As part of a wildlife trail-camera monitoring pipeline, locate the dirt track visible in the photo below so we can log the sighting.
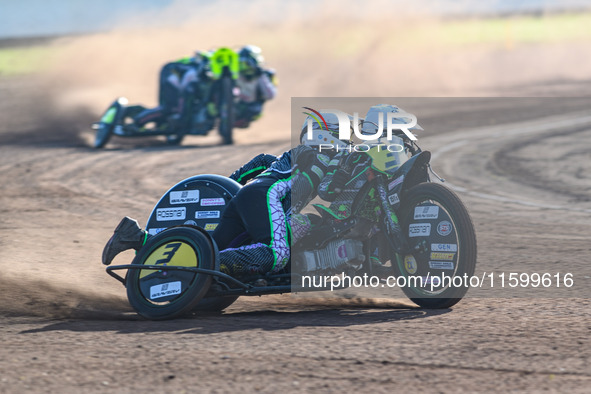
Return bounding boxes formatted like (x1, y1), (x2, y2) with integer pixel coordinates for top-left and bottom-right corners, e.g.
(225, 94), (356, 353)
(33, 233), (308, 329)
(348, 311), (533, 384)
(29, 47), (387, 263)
(2, 38), (591, 392)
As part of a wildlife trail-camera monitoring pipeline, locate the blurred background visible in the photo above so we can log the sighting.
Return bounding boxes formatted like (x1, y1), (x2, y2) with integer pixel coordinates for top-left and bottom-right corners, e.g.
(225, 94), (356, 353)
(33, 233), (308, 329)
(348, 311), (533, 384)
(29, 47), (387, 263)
(1, 0), (591, 143)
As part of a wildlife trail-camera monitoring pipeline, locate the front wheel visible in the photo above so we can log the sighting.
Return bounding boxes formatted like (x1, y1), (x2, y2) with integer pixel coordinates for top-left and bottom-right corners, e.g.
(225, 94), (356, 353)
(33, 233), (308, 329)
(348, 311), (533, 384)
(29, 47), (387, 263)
(125, 226), (215, 320)
(394, 182), (477, 308)
(218, 75), (235, 145)
(94, 122), (114, 148)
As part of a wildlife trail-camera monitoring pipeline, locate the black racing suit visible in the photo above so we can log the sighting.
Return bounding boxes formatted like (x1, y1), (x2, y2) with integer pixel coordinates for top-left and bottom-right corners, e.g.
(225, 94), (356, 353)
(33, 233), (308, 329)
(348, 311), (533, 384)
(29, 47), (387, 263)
(134, 57), (202, 127)
(317, 151), (373, 219)
(212, 145), (331, 278)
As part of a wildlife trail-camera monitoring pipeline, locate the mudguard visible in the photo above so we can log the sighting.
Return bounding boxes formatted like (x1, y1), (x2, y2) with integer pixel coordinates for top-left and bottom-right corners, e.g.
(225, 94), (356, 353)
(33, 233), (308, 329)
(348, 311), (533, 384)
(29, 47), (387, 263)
(145, 174), (242, 236)
(101, 97), (127, 126)
(385, 151), (431, 210)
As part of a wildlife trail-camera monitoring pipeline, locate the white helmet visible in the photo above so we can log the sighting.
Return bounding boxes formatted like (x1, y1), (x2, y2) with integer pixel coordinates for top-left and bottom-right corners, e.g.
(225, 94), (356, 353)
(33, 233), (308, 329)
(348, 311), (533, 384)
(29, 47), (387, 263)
(361, 104), (423, 141)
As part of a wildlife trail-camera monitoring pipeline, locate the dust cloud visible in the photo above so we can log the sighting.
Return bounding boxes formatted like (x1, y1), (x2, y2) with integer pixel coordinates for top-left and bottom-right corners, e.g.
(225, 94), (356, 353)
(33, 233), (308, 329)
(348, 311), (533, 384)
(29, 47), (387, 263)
(33, 0), (591, 143)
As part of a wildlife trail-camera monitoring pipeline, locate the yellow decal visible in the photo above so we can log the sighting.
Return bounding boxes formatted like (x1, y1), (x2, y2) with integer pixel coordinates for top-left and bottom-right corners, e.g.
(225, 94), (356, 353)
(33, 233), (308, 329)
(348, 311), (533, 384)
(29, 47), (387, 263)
(140, 241), (198, 278)
(430, 252), (455, 261)
(204, 223), (218, 231)
(404, 255), (417, 274)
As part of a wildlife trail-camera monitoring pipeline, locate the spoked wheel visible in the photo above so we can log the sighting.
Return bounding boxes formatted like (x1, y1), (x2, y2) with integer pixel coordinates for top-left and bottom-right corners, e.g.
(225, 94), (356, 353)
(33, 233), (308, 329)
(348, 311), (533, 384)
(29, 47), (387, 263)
(126, 226), (215, 320)
(395, 182), (477, 308)
(218, 75), (235, 145)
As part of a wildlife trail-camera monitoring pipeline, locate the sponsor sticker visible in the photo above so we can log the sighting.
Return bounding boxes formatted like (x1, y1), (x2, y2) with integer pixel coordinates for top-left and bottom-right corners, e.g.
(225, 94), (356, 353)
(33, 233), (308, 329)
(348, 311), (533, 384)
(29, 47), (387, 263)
(388, 175), (404, 191)
(388, 193), (400, 205)
(196, 210), (221, 219)
(414, 205), (439, 220)
(430, 252), (455, 261)
(148, 227), (167, 236)
(170, 190), (199, 205)
(204, 223), (219, 231)
(156, 207), (186, 221)
(409, 223), (431, 237)
(437, 220), (453, 236)
(404, 255), (417, 274)
(419, 276), (439, 286)
(200, 198), (225, 207)
(336, 241), (349, 259)
(150, 281), (182, 300)
(431, 243), (458, 252)
(429, 261), (455, 270)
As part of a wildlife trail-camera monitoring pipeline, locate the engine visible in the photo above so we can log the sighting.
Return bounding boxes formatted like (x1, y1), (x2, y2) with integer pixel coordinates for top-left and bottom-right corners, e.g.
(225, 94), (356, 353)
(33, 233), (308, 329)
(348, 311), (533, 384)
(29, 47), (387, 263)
(294, 238), (365, 274)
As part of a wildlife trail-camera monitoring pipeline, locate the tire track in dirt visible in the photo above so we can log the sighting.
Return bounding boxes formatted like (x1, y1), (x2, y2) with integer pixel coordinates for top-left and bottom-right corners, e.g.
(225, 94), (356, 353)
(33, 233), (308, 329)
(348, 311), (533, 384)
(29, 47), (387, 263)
(1, 86), (591, 392)
(429, 110), (591, 213)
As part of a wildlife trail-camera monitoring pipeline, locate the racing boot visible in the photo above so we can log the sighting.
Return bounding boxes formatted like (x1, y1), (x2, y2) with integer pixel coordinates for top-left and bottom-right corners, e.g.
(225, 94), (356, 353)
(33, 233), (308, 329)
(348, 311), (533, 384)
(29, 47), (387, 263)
(102, 217), (147, 265)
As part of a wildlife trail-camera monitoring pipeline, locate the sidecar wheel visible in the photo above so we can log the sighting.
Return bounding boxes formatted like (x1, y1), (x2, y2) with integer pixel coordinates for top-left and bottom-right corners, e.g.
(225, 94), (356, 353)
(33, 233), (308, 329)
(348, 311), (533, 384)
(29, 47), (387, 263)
(126, 226), (215, 320)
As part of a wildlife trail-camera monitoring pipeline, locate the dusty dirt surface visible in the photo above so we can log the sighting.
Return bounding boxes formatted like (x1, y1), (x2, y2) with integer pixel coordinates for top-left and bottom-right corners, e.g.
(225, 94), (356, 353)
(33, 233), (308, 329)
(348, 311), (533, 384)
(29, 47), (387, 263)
(2, 36), (591, 392)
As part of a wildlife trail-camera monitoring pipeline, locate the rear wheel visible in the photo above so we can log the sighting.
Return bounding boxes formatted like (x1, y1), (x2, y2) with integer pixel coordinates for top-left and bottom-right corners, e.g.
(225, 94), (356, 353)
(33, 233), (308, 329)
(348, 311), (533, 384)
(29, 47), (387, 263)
(394, 182), (477, 308)
(218, 75), (234, 145)
(126, 226), (215, 320)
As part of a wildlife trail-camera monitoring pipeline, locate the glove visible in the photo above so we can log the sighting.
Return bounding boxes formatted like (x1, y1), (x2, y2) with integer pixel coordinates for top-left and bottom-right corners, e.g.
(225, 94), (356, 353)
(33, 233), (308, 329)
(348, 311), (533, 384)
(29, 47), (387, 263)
(328, 169), (351, 193)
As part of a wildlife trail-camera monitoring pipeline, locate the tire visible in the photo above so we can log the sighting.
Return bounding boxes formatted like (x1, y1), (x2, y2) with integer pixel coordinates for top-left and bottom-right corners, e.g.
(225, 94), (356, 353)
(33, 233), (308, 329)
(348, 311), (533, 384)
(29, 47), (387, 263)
(218, 75), (234, 145)
(192, 295), (239, 312)
(394, 182), (477, 308)
(166, 134), (184, 145)
(125, 226), (215, 320)
(94, 122), (114, 148)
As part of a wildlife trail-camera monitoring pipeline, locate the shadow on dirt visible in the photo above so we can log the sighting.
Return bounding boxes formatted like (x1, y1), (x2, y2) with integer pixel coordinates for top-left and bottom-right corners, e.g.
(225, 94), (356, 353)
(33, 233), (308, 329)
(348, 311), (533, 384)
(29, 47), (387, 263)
(3, 273), (452, 333)
(19, 303), (450, 335)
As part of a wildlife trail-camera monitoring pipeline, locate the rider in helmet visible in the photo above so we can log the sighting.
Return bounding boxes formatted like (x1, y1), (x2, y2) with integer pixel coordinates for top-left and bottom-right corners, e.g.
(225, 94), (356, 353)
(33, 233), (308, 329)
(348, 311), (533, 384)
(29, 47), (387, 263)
(233, 45), (277, 128)
(132, 46), (276, 131)
(209, 115), (337, 278)
(314, 105), (412, 256)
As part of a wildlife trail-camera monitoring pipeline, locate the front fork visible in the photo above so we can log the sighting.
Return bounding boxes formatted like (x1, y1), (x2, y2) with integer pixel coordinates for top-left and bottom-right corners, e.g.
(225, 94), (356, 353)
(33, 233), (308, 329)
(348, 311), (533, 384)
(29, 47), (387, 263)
(376, 180), (408, 254)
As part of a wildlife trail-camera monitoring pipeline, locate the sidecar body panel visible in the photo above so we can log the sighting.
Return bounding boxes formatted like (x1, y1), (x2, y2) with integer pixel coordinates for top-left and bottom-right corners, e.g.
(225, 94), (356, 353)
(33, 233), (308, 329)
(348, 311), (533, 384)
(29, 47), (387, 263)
(145, 174), (242, 237)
